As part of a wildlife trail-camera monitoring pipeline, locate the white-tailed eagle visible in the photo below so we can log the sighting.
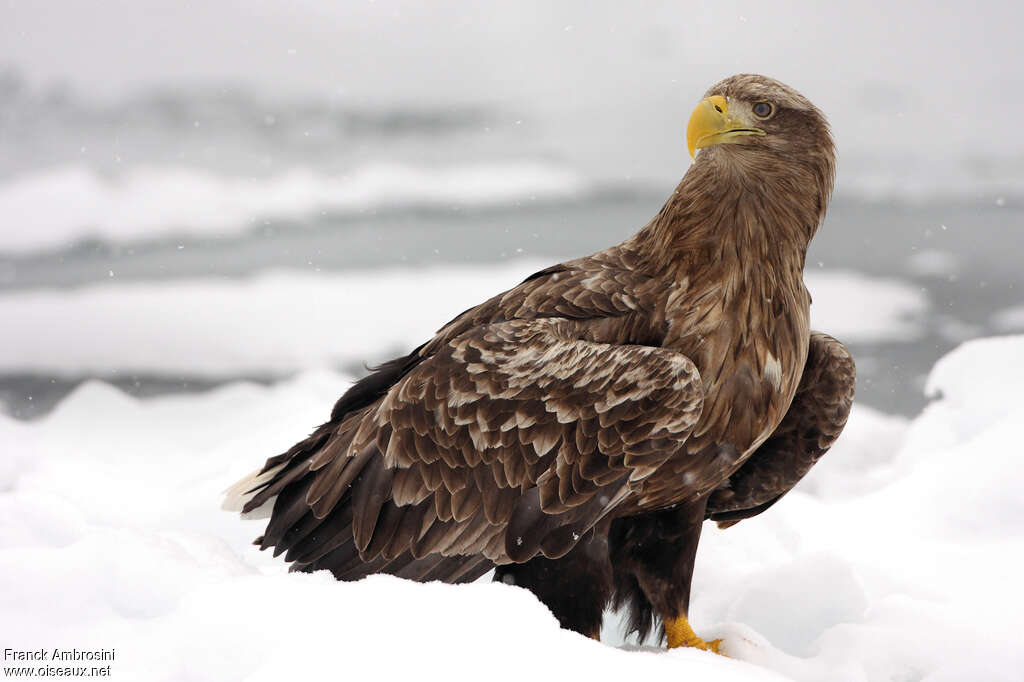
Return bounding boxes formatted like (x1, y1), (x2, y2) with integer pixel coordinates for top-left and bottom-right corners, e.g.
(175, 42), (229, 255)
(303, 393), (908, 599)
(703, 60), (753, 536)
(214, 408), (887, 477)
(225, 74), (854, 652)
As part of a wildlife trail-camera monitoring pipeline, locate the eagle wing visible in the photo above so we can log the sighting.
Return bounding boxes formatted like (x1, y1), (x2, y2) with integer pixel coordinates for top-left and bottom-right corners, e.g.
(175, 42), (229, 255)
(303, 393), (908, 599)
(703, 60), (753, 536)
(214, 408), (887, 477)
(234, 261), (705, 579)
(706, 331), (855, 525)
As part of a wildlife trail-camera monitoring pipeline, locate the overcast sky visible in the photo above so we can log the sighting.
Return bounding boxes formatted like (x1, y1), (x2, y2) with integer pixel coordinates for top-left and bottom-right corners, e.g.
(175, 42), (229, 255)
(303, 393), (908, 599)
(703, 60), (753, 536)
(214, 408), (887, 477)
(2, 1), (1022, 169)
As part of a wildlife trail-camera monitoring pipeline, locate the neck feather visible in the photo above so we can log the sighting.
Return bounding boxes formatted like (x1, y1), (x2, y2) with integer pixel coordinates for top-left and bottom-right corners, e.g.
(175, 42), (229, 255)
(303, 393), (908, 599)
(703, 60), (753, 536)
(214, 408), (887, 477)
(635, 150), (832, 276)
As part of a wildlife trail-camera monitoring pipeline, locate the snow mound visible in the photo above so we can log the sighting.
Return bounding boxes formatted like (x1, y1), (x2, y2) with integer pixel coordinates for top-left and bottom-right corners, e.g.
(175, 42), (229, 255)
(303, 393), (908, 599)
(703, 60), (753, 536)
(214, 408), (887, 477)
(3, 338), (1022, 681)
(0, 162), (587, 254)
(797, 404), (909, 498)
(0, 263), (927, 376)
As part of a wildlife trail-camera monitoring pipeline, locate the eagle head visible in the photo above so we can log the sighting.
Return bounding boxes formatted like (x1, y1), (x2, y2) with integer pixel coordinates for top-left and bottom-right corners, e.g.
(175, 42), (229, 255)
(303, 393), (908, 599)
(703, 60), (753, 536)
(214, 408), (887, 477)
(686, 73), (836, 225)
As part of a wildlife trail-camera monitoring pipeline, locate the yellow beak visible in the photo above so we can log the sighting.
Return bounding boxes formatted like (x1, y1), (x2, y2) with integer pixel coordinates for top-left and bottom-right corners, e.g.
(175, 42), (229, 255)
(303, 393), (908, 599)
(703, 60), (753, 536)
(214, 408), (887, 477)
(686, 95), (766, 159)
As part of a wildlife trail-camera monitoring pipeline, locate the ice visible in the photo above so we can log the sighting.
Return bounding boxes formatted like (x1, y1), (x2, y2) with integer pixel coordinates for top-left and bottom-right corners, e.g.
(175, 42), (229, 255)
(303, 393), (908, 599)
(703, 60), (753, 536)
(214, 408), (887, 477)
(0, 163), (587, 254)
(3, 336), (1024, 680)
(833, 157), (1024, 205)
(0, 263), (927, 376)
(991, 305), (1024, 333)
(905, 249), (959, 277)
(804, 269), (927, 342)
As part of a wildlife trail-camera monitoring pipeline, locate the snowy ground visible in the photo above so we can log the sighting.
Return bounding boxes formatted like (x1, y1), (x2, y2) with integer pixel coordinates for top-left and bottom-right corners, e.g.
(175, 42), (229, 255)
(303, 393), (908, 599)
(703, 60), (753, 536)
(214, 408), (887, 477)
(0, 260), (927, 376)
(2, 333), (1022, 681)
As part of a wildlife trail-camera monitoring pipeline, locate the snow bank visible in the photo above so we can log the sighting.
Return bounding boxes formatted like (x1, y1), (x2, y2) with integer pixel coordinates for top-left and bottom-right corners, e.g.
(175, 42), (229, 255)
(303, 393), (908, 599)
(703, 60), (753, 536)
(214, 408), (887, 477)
(0, 163), (587, 254)
(0, 263), (927, 376)
(0, 372), (783, 682)
(3, 336), (1023, 680)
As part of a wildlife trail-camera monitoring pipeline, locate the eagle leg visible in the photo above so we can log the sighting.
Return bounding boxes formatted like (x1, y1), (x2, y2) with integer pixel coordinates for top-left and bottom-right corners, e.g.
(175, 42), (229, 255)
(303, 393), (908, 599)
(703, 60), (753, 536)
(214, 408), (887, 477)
(610, 496), (724, 652)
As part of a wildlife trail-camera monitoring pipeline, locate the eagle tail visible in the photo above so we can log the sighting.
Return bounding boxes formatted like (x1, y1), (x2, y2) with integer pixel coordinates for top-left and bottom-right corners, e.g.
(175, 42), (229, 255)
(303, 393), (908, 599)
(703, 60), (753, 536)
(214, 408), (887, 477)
(221, 345), (425, 520)
(220, 463), (286, 518)
(221, 345), (495, 583)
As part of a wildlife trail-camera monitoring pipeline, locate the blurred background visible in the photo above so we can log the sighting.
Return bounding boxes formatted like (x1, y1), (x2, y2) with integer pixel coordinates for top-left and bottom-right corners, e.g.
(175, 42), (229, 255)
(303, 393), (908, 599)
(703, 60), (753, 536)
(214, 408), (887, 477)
(1, 0), (1022, 420)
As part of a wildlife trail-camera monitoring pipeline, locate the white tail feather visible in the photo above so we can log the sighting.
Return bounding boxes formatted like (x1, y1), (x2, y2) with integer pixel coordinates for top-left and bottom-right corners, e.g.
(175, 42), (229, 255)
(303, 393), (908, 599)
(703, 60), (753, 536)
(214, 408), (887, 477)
(221, 463), (286, 517)
(240, 497), (276, 520)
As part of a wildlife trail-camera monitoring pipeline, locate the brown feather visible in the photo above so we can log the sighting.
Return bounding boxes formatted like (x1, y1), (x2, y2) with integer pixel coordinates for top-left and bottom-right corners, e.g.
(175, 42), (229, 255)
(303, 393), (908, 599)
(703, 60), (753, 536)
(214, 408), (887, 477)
(362, 501), (407, 559)
(351, 455), (392, 553)
(383, 501), (431, 560)
(308, 443), (374, 517)
(286, 504), (354, 564)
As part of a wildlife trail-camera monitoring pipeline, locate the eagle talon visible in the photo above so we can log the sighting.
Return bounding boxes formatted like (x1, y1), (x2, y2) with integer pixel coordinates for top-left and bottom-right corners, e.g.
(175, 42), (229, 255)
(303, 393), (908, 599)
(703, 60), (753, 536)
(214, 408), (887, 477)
(684, 635), (725, 656)
(704, 638), (724, 655)
(664, 616), (727, 656)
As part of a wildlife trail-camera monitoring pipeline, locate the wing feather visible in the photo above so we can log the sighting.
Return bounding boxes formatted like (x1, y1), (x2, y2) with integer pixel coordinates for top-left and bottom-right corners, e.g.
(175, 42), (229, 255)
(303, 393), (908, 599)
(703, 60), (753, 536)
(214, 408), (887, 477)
(333, 317), (704, 563)
(231, 258), (704, 577)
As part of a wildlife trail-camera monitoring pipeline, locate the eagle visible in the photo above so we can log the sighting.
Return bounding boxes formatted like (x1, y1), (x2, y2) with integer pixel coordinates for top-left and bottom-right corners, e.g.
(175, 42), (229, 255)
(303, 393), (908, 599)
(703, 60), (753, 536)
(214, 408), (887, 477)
(224, 74), (854, 652)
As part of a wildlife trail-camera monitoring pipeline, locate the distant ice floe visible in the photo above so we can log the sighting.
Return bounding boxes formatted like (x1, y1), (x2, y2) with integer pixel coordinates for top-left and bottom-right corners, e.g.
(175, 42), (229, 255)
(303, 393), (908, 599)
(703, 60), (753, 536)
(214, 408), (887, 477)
(835, 155), (1024, 205)
(0, 262), (927, 376)
(991, 305), (1024, 333)
(806, 270), (928, 343)
(0, 162), (588, 254)
(905, 249), (960, 278)
(2, 336), (1024, 680)
(3, 154), (1021, 257)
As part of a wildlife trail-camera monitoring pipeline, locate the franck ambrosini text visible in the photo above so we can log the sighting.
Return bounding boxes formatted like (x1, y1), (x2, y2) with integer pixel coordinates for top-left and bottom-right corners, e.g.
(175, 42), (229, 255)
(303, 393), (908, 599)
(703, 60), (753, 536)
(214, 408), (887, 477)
(4, 648), (115, 677)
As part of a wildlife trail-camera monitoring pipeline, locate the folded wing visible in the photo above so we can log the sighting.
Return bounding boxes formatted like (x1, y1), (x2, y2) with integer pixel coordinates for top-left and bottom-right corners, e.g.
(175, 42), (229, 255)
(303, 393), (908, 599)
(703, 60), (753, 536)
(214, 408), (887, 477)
(707, 331), (855, 526)
(238, 317), (705, 580)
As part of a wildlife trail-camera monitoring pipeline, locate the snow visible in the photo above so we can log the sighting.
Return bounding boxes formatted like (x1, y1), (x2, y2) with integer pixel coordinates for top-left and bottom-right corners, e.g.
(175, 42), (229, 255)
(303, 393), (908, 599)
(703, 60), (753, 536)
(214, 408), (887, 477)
(3, 335), (1023, 680)
(0, 163), (587, 254)
(796, 405), (909, 499)
(0, 262), (927, 376)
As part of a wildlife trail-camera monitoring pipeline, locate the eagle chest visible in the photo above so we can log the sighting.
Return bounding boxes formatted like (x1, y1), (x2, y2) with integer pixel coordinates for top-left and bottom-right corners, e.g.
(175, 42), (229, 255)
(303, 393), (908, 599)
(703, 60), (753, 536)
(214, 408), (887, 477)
(664, 277), (810, 463)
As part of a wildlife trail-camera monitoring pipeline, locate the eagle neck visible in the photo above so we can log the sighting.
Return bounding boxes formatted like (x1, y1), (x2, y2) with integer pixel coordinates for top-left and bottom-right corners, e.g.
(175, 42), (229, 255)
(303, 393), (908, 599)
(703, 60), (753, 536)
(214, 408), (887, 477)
(637, 153), (827, 280)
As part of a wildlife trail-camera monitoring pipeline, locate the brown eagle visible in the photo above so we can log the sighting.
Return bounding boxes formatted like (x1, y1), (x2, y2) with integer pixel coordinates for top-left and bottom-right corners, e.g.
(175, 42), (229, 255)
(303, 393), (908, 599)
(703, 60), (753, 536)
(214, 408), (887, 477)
(224, 74), (854, 652)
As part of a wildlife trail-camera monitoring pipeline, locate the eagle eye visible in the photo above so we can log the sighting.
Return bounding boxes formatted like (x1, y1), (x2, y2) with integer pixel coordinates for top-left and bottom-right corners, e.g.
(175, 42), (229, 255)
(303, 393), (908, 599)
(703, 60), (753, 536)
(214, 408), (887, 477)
(752, 101), (774, 119)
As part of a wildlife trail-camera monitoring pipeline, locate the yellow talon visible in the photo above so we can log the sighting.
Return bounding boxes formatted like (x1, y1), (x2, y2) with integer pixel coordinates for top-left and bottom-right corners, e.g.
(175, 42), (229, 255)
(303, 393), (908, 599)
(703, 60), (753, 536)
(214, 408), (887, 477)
(664, 615), (725, 655)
